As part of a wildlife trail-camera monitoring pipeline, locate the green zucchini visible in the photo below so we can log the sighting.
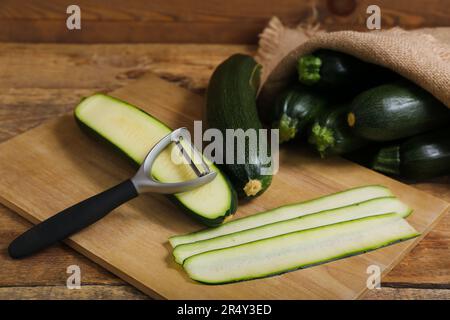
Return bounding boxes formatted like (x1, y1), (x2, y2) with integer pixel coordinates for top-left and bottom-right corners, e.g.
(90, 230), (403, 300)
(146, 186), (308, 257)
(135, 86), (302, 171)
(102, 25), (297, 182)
(308, 103), (368, 157)
(74, 94), (237, 226)
(173, 197), (411, 264)
(371, 146), (401, 176)
(347, 82), (450, 141)
(206, 54), (272, 198)
(269, 85), (329, 143)
(183, 213), (419, 284)
(297, 49), (395, 94)
(372, 128), (450, 180)
(169, 185), (393, 247)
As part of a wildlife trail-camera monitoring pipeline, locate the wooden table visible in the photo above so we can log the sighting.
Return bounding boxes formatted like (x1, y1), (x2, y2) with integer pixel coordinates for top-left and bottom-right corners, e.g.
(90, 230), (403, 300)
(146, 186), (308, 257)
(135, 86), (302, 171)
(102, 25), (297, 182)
(0, 43), (448, 300)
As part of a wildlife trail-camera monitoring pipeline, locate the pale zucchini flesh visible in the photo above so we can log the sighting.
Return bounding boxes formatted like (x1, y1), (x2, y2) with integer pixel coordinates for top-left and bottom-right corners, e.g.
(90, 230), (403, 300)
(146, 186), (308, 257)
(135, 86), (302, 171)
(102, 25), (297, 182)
(74, 94), (236, 224)
(169, 185), (393, 247)
(173, 197), (411, 264)
(183, 214), (419, 284)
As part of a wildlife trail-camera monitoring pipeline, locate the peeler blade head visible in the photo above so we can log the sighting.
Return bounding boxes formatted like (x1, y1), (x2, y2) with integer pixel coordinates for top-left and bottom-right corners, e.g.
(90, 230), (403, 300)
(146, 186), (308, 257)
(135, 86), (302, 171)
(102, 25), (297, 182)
(131, 128), (217, 194)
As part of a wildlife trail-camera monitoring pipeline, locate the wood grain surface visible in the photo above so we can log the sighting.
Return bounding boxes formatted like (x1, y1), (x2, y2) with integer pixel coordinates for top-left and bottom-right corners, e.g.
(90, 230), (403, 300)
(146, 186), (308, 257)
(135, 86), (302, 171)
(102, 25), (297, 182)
(0, 71), (448, 299)
(0, 0), (449, 43)
(0, 43), (448, 299)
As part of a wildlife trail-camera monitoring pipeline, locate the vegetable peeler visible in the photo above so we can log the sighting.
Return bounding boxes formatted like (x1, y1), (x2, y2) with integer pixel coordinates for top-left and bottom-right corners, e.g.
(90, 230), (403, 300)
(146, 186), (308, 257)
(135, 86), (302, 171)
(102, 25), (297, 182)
(8, 127), (216, 259)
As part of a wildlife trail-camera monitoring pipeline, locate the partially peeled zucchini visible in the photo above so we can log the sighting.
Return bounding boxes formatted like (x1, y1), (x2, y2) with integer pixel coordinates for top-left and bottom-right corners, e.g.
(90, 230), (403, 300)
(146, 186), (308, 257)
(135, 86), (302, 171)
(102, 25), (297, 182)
(74, 94), (237, 226)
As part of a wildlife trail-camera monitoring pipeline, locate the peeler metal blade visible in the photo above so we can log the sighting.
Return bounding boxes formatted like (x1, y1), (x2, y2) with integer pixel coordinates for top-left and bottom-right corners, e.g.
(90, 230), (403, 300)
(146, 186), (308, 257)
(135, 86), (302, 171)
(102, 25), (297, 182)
(131, 127), (216, 194)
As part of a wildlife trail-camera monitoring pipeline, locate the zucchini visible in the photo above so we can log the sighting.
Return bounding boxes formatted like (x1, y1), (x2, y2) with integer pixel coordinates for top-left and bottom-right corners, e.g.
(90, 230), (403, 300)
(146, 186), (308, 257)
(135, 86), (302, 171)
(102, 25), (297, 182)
(206, 54), (272, 198)
(297, 49), (395, 94)
(169, 185), (393, 247)
(347, 82), (450, 141)
(173, 197), (411, 264)
(74, 94), (237, 226)
(183, 213), (419, 284)
(269, 85), (329, 143)
(372, 128), (450, 180)
(371, 146), (401, 176)
(309, 103), (368, 157)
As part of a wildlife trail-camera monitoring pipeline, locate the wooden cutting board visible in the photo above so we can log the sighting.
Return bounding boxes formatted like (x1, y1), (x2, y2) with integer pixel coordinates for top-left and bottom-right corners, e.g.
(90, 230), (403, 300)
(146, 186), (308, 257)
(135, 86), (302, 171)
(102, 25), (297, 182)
(0, 73), (448, 299)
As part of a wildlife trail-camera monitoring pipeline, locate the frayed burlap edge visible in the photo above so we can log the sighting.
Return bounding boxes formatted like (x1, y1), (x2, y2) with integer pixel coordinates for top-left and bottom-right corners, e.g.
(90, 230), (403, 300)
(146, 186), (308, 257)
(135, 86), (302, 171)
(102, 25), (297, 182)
(256, 17), (450, 108)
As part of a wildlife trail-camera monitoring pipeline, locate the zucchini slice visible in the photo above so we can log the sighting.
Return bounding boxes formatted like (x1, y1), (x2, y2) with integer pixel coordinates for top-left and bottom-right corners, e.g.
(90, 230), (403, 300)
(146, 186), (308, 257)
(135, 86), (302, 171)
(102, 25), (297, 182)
(74, 94), (237, 226)
(183, 213), (419, 284)
(169, 185), (393, 247)
(173, 197), (411, 264)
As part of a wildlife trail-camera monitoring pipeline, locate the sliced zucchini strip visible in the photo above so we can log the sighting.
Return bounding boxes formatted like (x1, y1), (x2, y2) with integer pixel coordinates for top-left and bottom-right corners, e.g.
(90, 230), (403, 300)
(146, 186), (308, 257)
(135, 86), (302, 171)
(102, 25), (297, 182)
(173, 197), (411, 264)
(169, 185), (392, 247)
(183, 214), (419, 284)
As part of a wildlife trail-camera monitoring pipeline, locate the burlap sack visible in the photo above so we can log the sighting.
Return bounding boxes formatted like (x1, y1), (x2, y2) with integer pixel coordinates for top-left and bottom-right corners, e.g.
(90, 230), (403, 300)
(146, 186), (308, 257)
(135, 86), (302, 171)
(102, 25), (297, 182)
(256, 17), (450, 109)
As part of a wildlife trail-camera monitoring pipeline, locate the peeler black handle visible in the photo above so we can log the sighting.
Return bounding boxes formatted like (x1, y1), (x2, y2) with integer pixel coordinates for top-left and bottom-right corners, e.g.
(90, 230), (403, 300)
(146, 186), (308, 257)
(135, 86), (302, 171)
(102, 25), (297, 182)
(8, 179), (138, 259)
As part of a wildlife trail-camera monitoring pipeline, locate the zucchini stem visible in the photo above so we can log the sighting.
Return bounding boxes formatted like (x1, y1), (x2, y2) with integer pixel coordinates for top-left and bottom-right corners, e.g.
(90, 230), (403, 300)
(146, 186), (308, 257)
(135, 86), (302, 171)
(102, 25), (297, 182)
(297, 54), (322, 85)
(309, 123), (335, 158)
(372, 146), (401, 176)
(274, 114), (298, 143)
